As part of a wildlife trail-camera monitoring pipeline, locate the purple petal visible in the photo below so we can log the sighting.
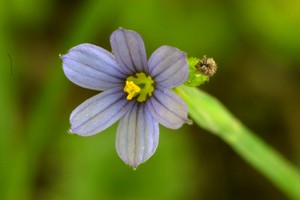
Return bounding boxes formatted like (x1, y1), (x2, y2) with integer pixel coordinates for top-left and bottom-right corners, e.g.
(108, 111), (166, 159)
(148, 46), (189, 88)
(70, 87), (134, 136)
(147, 86), (192, 129)
(110, 28), (149, 74)
(61, 43), (126, 91)
(116, 103), (159, 169)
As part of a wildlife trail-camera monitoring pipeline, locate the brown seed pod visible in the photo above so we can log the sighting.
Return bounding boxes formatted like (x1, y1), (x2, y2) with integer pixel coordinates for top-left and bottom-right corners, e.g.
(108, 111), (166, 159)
(196, 55), (217, 77)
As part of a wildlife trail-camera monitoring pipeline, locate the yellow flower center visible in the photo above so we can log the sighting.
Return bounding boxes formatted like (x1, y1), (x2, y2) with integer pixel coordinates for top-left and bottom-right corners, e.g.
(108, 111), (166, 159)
(123, 72), (155, 102)
(124, 81), (141, 100)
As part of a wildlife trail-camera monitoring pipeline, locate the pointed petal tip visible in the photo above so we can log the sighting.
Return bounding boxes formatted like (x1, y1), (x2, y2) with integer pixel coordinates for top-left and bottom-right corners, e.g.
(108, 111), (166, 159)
(125, 160), (141, 170)
(60, 54), (66, 60)
(68, 124), (102, 137)
(67, 128), (77, 135)
(67, 127), (96, 137)
(67, 129), (96, 137)
(131, 164), (138, 170)
(67, 127), (83, 136)
(186, 118), (193, 125)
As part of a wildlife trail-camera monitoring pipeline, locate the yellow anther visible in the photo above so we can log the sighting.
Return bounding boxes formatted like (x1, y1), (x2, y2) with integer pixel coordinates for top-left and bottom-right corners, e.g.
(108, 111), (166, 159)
(124, 81), (141, 100)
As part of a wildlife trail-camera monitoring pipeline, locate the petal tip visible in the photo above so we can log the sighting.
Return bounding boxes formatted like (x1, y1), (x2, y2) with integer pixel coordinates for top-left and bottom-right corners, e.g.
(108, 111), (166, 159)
(125, 159), (142, 170)
(60, 54), (67, 60)
(131, 163), (139, 170)
(186, 118), (193, 125)
(67, 128), (75, 134)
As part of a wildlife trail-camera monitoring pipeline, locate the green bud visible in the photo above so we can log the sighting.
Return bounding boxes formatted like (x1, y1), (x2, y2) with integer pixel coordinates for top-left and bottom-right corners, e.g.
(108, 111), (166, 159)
(184, 57), (209, 87)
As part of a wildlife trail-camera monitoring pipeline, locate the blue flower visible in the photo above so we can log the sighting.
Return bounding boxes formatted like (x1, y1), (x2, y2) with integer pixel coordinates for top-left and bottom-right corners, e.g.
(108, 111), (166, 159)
(61, 28), (191, 168)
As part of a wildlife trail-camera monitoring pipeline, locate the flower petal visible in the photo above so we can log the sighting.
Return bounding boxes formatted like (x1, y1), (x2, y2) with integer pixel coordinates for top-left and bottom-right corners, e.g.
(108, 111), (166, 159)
(116, 103), (159, 169)
(147, 86), (192, 129)
(110, 28), (149, 74)
(61, 43), (126, 91)
(148, 46), (189, 88)
(70, 87), (134, 136)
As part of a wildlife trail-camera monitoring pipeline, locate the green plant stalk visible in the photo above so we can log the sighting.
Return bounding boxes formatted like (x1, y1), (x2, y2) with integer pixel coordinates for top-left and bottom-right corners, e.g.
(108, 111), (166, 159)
(176, 85), (300, 200)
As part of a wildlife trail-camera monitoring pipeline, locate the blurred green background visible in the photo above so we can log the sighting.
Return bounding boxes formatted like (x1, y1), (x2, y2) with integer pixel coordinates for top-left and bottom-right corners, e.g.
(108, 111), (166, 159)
(1, 0), (300, 199)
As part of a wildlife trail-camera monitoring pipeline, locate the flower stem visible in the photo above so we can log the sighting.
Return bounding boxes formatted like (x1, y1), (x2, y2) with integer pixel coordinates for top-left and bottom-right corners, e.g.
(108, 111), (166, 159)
(176, 85), (300, 200)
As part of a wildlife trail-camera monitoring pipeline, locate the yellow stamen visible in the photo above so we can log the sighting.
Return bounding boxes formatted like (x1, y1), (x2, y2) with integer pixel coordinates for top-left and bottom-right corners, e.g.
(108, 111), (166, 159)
(124, 81), (141, 100)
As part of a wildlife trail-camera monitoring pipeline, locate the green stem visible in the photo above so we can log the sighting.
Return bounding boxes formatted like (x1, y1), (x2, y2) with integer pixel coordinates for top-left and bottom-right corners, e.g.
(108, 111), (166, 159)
(176, 85), (300, 200)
